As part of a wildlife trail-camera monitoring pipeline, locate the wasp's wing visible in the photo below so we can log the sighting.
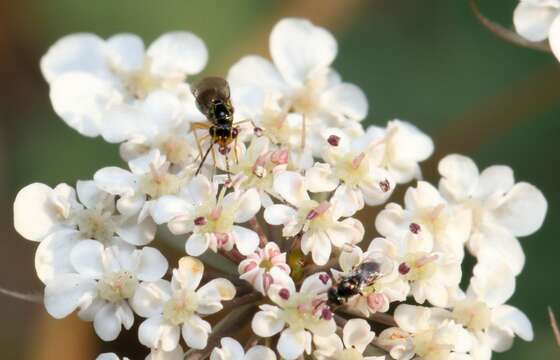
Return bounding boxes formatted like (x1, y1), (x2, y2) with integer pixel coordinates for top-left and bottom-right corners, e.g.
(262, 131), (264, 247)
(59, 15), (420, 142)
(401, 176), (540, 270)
(191, 77), (231, 116)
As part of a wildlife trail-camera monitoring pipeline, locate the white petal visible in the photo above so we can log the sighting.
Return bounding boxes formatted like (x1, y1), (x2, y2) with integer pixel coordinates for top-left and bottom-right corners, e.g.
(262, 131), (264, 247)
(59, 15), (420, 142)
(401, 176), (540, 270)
(404, 181), (444, 211)
(231, 226), (259, 255)
(277, 329), (309, 360)
(338, 246), (362, 273)
(94, 303), (125, 341)
(473, 165), (514, 199)
(49, 73), (121, 137)
(14, 183), (61, 241)
(393, 304), (431, 333)
(549, 15), (560, 61)
(35, 229), (80, 284)
(309, 232), (332, 266)
(182, 316), (211, 349)
(270, 18), (337, 86)
(117, 217), (157, 246)
(117, 194), (145, 217)
(130, 280), (171, 318)
(493, 182), (547, 236)
(438, 154), (479, 202)
(342, 318), (375, 353)
(227, 55), (287, 93)
(245, 345), (277, 360)
(139, 315), (180, 352)
(174, 256), (204, 291)
(94, 167), (137, 196)
(305, 163), (339, 193)
(273, 171), (310, 207)
(197, 278), (235, 304)
(320, 82), (368, 121)
(514, 2), (559, 42)
(185, 233), (210, 257)
(210, 337), (245, 360)
(44, 273), (97, 318)
(492, 305), (533, 341)
(70, 240), (105, 278)
(475, 225), (525, 276)
(233, 189), (261, 223)
(263, 204), (296, 225)
(470, 259), (515, 307)
(147, 32), (208, 76)
(40, 33), (107, 83)
(136, 247), (168, 281)
(300, 272), (331, 296)
(106, 33), (145, 72)
(151, 195), (192, 224)
(252, 308), (285, 337)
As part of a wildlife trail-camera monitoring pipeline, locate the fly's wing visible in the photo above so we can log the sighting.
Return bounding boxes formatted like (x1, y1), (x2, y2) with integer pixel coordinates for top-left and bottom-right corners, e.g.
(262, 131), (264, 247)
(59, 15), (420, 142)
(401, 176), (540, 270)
(191, 77), (231, 116)
(354, 261), (382, 284)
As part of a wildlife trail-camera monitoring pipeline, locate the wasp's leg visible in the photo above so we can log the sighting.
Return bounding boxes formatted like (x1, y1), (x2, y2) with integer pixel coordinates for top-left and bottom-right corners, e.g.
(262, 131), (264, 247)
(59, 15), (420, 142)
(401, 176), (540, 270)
(211, 145), (217, 178)
(196, 143), (214, 175)
(233, 131), (240, 164)
(191, 122), (211, 160)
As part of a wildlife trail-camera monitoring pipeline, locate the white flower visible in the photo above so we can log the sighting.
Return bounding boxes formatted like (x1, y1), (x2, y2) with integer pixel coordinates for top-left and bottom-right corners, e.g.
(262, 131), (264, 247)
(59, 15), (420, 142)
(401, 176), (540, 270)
(152, 175), (261, 256)
(332, 246), (408, 316)
(305, 127), (396, 216)
(210, 337), (277, 360)
(132, 257), (235, 351)
(378, 304), (473, 360)
(44, 240), (168, 341)
(228, 18), (368, 155)
(450, 258), (533, 360)
(514, 0), (560, 60)
(264, 171), (364, 265)
(15, 181), (157, 283)
(40, 32), (207, 139)
(94, 149), (191, 223)
(229, 136), (288, 207)
(252, 271), (336, 360)
(367, 235), (462, 308)
(238, 242), (290, 295)
(115, 91), (200, 165)
(438, 154), (547, 275)
(313, 319), (383, 360)
(364, 120), (434, 184)
(376, 181), (472, 262)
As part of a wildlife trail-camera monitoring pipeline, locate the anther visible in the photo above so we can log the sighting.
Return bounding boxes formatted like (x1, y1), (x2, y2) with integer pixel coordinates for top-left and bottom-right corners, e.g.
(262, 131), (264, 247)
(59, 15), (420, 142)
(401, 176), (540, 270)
(398, 262), (410, 275)
(327, 135), (340, 146)
(279, 288), (290, 300)
(194, 217), (207, 226)
(409, 222), (421, 234)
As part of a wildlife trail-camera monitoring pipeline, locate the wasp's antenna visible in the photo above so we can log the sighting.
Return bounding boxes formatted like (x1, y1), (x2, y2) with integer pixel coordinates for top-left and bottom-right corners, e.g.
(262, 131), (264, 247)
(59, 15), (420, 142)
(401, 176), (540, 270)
(196, 143), (214, 175)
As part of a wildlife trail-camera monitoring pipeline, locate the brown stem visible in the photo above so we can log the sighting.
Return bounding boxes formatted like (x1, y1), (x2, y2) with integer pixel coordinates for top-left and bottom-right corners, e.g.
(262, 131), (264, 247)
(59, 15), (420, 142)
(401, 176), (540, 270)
(469, 0), (551, 53)
(548, 306), (560, 347)
(336, 308), (397, 327)
(0, 286), (42, 304)
(249, 216), (268, 247)
(222, 291), (263, 312)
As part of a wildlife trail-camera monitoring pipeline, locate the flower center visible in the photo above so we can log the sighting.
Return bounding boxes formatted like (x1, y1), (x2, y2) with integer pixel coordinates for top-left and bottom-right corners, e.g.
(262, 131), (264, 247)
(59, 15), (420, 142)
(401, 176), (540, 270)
(452, 300), (491, 332)
(401, 253), (438, 281)
(163, 290), (199, 326)
(334, 153), (370, 187)
(97, 271), (139, 303)
(140, 165), (183, 199)
(413, 330), (453, 360)
(259, 259), (273, 271)
(114, 57), (184, 100)
(74, 208), (116, 243)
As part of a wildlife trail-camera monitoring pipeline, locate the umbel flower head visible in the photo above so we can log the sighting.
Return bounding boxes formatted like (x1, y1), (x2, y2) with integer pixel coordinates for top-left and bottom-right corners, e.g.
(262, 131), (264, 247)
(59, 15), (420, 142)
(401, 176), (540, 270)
(11, 16), (547, 360)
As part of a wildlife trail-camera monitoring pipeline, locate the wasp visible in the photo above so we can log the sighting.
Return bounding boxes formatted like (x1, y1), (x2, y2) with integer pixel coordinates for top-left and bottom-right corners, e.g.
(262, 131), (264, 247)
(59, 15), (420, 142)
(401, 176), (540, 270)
(327, 260), (381, 307)
(191, 76), (244, 177)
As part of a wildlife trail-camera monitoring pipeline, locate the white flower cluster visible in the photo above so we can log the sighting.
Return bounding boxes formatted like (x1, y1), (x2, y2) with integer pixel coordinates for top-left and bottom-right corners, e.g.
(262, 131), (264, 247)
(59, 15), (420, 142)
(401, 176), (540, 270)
(14, 17), (547, 360)
(514, 0), (560, 61)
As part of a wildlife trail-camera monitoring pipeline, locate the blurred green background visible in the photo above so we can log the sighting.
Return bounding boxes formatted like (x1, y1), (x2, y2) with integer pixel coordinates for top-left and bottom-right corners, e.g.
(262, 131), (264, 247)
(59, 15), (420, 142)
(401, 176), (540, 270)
(0, 0), (558, 358)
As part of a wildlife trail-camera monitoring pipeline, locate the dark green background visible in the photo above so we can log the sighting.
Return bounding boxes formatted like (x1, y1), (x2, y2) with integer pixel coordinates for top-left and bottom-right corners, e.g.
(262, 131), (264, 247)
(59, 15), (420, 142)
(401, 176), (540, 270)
(0, 0), (557, 358)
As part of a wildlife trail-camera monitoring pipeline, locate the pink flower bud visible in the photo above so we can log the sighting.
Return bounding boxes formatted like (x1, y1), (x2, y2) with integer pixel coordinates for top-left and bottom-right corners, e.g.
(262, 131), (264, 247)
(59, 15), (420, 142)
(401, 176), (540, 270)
(367, 293), (385, 312)
(263, 273), (273, 290)
(271, 149), (289, 164)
